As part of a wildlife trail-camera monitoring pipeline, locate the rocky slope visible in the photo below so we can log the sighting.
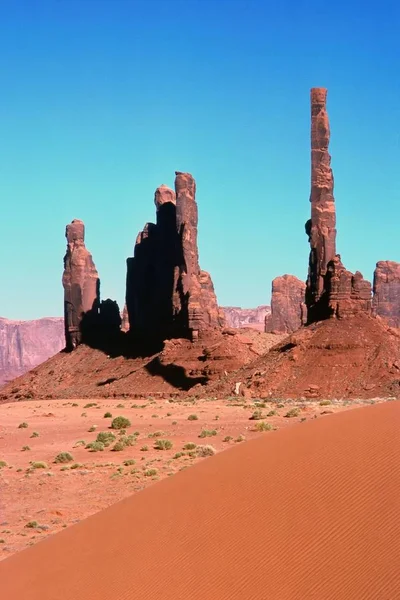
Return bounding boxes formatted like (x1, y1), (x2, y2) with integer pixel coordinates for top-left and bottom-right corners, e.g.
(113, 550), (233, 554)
(0, 317), (64, 386)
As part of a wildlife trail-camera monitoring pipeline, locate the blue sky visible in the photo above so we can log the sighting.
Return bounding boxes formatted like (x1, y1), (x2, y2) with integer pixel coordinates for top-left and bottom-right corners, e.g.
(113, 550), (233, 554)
(0, 0), (399, 319)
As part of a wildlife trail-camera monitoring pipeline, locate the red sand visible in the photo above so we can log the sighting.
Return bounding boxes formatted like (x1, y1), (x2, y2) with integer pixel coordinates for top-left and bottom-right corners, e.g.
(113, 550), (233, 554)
(1, 401), (399, 599)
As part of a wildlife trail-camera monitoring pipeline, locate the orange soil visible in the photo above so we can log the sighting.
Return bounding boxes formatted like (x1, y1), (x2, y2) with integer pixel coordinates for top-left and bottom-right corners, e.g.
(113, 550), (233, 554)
(1, 400), (399, 599)
(0, 395), (356, 559)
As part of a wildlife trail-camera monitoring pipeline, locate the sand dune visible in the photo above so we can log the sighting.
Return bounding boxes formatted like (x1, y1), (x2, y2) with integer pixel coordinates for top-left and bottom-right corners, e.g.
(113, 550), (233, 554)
(1, 401), (399, 599)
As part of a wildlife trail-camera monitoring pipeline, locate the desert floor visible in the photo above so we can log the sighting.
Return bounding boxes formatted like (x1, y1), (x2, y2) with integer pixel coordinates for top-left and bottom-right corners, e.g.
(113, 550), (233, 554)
(0, 394), (388, 559)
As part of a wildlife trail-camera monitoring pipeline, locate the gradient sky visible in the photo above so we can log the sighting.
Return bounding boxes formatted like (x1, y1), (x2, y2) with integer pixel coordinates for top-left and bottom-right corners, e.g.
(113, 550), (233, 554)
(0, 0), (399, 320)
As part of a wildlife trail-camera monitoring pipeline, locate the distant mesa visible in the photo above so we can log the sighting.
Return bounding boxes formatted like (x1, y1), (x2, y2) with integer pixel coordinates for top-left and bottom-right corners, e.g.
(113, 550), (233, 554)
(222, 306), (270, 331)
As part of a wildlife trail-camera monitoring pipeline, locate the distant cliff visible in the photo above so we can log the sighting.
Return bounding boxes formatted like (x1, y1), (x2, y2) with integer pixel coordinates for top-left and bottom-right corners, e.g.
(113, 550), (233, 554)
(0, 317), (64, 386)
(222, 306), (270, 331)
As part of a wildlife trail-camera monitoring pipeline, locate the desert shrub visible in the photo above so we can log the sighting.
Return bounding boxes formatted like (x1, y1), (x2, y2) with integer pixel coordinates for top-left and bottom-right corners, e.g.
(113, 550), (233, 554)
(277, 403), (285, 409)
(148, 431), (164, 438)
(235, 435), (245, 443)
(187, 414), (198, 421)
(88, 425), (97, 433)
(319, 400), (332, 406)
(151, 414), (159, 419)
(284, 408), (300, 418)
(140, 445), (149, 452)
(172, 421), (177, 425)
(83, 403), (97, 408)
(198, 429), (217, 438)
(254, 421), (274, 432)
(119, 435), (136, 447)
(86, 441), (105, 452)
(111, 416), (131, 430)
(223, 436), (233, 443)
(267, 410), (277, 417)
(183, 443), (196, 450)
(81, 412), (87, 417)
(144, 468), (158, 477)
(70, 463), (82, 470)
(96, 432), (116, 446)
(249, 409), (264, 420)
(25, 521), (38, 529)
(112, 441), (125, 452)
(31, 461), (48, 469)
(196, 445), (216, 457)
(123, 459), (136, 466)
(116, 404), (125, 408)
(166, 412), (172, 417)
(30, 432), (39, 438)
(74, 440), (86, 447)
(21, 446), (31, 451)
(0, 461), (7, 468)
(173, 452), (185, 459)
(18, 422), (28, 429)
(154, 439), (173, 451)
(104, 412), (112, 418)
(72, 403), (79, 407)
(54, 452), (73, 464)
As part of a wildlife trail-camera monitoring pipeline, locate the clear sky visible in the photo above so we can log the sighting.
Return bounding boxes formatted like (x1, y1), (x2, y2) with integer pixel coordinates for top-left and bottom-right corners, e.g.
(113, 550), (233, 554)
(0, 0), (399, 320)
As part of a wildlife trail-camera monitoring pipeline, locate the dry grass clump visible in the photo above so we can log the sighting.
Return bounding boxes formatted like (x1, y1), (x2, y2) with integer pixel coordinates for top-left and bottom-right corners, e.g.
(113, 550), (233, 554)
(284, 408), (300, 418)
(198, 429), (217, 439)
(54, 452), (74, 464)
(196, 445), (216, 457)
(254, 421), (274, 432)
(96, 432), (116, 446)
(111, 416), (131, 430)
(30, 461), (48, 469)
(18, 422), (28, 429)
(154, 439), (173, 451)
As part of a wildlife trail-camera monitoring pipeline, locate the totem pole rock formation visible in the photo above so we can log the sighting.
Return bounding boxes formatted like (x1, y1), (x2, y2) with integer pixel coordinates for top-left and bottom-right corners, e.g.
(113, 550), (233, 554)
(305, 89), (371, 321)
(372, 261), (400, 327)
(305, 87), (337, 321)
(62, 219), (100, 350)
(265, 275), (307, 334)
(126, 172), (223, 341)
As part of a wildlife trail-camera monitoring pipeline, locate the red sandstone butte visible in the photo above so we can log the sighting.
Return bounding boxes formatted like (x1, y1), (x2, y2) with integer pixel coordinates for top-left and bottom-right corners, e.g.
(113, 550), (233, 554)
(126, 173), (223, 341)
(326, 256), (372, 318)
(305, 88), (336, 321)
(62, 219), (99, 350)
(265, 275), (307, 334)
(372, 260), (400, 327)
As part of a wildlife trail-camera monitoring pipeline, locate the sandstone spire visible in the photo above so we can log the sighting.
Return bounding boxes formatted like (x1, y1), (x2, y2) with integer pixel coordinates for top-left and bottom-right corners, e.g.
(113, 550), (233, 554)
(305, 88), (337, 321)
(62, 219), (99, 350)
(372, 261), (400, 327)
(265, 275), (307, 334)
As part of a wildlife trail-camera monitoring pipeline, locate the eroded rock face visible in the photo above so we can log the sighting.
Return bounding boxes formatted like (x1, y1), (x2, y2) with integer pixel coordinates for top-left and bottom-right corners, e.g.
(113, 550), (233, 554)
(126, 173), (223, 341)
(372, 261), (400, 327)
(326, 256), (372, 319)
(62, 219), (100, 350)
(306, 88), (337, 322)
(222, 306), (270, 331)
(0, 317), (64, 386)
(265, 275), (307, 334)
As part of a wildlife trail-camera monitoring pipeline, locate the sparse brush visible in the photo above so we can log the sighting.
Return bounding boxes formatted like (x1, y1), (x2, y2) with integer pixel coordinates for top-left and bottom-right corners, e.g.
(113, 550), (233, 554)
(249, 409), (264, 420)
(172, 421), (177, 425)
(112, 441), (126, 452)
(140, 445), (149, 452)
(72, 403), (79, 407)
(83, 403), (97, 408)
(267, 410), (277, 417)
(54, 452), (73, 464)
(85, 441), (105, 452)
(254, 421), (274, 432)
(154, 439), (173, 451)
(18, 422), (28, 429)
(21, 446), (31, 451)
(104, 412), (112, 418)
(187, 414), (198, 421)
(183, 443), (196, 450)
(70, 463), (82, 470)
(74, 440), (86, 447)
(319, 400), (332, 406)
(116, 404), (125, 408)
(198, 429), (217, 438)
(196, 445), (216, 457)
(123, 459), (136, 466)
(88, 425), (97, 433)
(144, 468), (158, 477)
(148, 431), (164, 438)
(173, 452), (185, 459)
(31, 461), (48, 469)
(111, 416), (131, 430)
(284, 408), (300, 418)
(235, 435), (245, 443)
(30, 432), (39, 438)
(96, 432), (116, 446)
(25, 521), (38, 529)
(223, 436), (233, 443)
(0, 461), (7, 468)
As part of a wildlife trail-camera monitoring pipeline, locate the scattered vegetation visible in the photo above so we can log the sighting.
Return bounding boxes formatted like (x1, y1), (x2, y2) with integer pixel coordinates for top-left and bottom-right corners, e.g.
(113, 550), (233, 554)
(254, 421), (274, 432)
(0, 461), (7, 468)
(21, 445), (31, 451)
(104, 412), (112, 418)
(86, 440), (106, 452)
(18, 422), (28, 429)
(172, 421), (177, 425)
(198, 429), (217, 438)
(74, 440), (86, 447)
(284, 408), (300, 418)
(187, 414), (198, 421)
(154, 439), (173, 451)
(116, 404), (125, 408)
(319, 400), (332, 406)
(70, 463), (83, 470)
(88, 425), (97, 433)
(148, 431), (164, 438)
(173, 452), (185, 459)
(31, 461), (48, 469)
(196, 445), (216, 457)
(235, 435), (245, 443)
(223, 436), (233, 443)
(267, 410), (277, 417)
(111, 416), (131, 430)
(144, 468), (158, 477)
(72, 403), (79, 407)
(30, 431), (39, 438)
(25, 521), (38, 529)
(183, 443), (196, 450)
(83, 403), (97, 408)
(140, 445), (149, 452)
(249, 409), (264, 420)
(54, 452), (74, 464)
(123, 459), (136, 466)
(96, 432), (116, 446)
